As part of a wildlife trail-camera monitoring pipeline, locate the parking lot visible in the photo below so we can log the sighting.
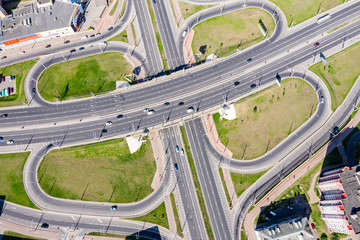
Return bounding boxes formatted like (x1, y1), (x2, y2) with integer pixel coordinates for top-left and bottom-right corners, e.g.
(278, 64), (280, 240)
(0, 75), (16, 97)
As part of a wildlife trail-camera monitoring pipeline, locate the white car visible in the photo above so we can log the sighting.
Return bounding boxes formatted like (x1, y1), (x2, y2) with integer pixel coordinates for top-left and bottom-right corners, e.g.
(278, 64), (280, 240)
(187, 107), (195, 113)
(106, 121), (112, 126)
(81, 35), (88, 40)
(7, 140), (14, 144)
(147, 110), (155, 115)
(181, 149), (184, 156)
(182, 30), (187, 38)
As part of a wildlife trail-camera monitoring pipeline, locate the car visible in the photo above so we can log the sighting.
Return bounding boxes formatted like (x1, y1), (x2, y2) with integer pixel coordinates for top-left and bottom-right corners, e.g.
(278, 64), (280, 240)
(144, 108), (149, 112)
(250, 84), (257, 88)
(287, 205), (293, 210)
(181, 148), (184, 156)
(64, 40), (70, 44)
(320, 96), (324, 103)
(247, 58), (252, 63)
(0, 114), (8, 118)
(311, 223), (315, 229)
(117, 114), (124, 119)
(1, 76), (4, 81)
(41, 223), (49, 228)
(70, 49), (76, 53)
(182, 30), (187, 38)
(102, 129), (107, 133)
(90, 34), (95, 38)
(9, 87), (13, 94)
(314, 42), (320, 47)
(187, 107), (195, 113)
(45, 44), (51, 48)
(108, 27), (113, 31)
(81, 35), (88, 40)
(178, 102), (184, 106)
(106, 121), (112, 125)
(234, 81), (240, 86)
(0, 137), (3, 141)
(163, 102), (170, 106)
(1, 56), (7, 60)
(7, 140), (14, 144)
(10, 75), (15, 80)
(174, 163), (178, 171)
(1, 89), (5, 96)
(96, 33), (101, 36)
(147, 110), (155, 115)
(4, 88), (9, 96)
(111, 205), (117, 210)
(79, 47), (85, 50)
(175, 145), (179, 152)
(32, 88), (36, 93)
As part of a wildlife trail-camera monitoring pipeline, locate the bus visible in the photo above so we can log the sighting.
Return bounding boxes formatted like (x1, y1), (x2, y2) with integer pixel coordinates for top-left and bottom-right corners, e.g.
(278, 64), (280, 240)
(317, 14), (331, 24)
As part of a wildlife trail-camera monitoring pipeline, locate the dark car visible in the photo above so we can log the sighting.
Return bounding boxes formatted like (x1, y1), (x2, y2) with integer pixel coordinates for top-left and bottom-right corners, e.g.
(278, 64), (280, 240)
(0, 114), (8, 118)
(108, 27), (113, 31)
(64, 40), (70, 44)
(174, 163), (178, 171)
(1, 56), (7, 60)
(70, 49), (76, 53)
(178, 102), (184, 106)
(102, 129), (107, 133)
(0, 137), (3, 141)
(250, 84), (257, 88)
(32, 88), (36, 93)
(117, 114), (124, 119)
(164, 102), (170, 106)
(41, 223), (49, 228)
(234, 81), (240, 86)
(79, 47), (85, 50)
(111, 205), (117, 210)
(247, 58), (252, 63)
(45, 44), (51, 48)
(90, 34), (96, 38)
(314, 42), (320, 47)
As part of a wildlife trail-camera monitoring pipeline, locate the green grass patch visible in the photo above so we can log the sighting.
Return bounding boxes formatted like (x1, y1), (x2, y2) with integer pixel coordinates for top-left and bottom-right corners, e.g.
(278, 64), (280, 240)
(218, 169), (232, 208)
(38, 52), (133, 101)
(309, 42), (360, 111)
(109, 30), (129, 43)
(180, 126), (214, 240)
(270, 0), (343, 27)
(213, 79), (317, 159)
(118, 0), (126, 19)
(231, 170), (268, 198)
(0, 59), (38, 107)
(192, 8), (274, 61)
(0, 152), (37, 208)
(109, 0), (118, 16)
(88, 232), (148, 240)
(131, 23), (137, 46)
(130, 202), (169, 229)
(170, 193), (184, 237)
(241, 228), (248, 240)
(2, 231), (46, 240)
(38, 138), (156, 203)
(178, 2), (216, 20)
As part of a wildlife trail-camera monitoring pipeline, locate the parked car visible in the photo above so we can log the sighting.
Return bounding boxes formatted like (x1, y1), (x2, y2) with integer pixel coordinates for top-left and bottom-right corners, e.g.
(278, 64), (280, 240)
(0, 137), (3, 141)
(311, 223), (315, 229)
(9, 87), (13, 94)
(10, 75), (15, 81)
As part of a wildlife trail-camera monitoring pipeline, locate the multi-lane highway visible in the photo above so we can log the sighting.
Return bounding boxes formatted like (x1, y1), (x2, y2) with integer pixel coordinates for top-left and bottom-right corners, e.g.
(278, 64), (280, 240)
(1, 0), (360, 239)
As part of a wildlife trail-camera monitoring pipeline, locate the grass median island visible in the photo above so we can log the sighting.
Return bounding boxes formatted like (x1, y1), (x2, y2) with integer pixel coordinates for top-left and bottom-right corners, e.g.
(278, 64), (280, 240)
(109, 30), (129, 43)
(310, 42), (360, 111)
(178, 2), (216, 20)
(170, 193), (184, 237)
(192, 8), (274, 61)
(231, 170), (268, 198)
(0, 152), (37, 209)
(38, 52), (133, 101)
(130, 202), (169, 229)
(38, 139), (156, 203)
(214, 79), (317, 160)
(0, 59), (38, 107)
(2, 230), (47, 240)
(270, 0), (342, 27)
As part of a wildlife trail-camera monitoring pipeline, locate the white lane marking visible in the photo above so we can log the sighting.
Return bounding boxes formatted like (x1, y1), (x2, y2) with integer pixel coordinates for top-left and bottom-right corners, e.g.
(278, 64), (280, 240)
(71, 216), (76, 221)
(97, 218), (103, 223)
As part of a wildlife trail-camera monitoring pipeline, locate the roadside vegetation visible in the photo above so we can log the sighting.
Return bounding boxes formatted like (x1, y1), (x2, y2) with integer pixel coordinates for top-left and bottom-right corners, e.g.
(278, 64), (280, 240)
(0, 59), (38, 107)
(178, 2), (216, 20)
(130, 202), (169, 229)
(170, 193), (184, 237)
(109, 30), (129, 42)
(180, 126), (214, 239)
(213, 78), (317, 160)
(38, 52), (133, 101)
(88, 232), (149, 240)
(310, 42), (360, 111)
(0, 152), (37, 209)
(218, 169), (233, 208)
(38, 138), (156, 203)
(109, 0), (119, 16)
(270, 0), (343, 27)
(2, 231), (47, 240)
(192, 8), (274, 61)
(231, 170), (268, 198)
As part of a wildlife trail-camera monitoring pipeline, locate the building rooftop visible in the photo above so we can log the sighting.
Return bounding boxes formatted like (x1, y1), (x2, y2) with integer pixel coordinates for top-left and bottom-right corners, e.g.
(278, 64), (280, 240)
(0, 0), (77, 43)
(340, 166), (360, 233)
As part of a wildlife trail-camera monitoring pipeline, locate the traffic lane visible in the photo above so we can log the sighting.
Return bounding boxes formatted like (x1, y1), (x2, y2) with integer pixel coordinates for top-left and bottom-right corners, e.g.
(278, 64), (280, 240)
(185, 120), (232, 240)
(165, 126), (207, 239)
(1, 6), (358, 122)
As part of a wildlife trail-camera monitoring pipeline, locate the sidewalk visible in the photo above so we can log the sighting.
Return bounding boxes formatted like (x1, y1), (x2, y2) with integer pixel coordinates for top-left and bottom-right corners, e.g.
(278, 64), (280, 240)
(243, 108), (360, 239)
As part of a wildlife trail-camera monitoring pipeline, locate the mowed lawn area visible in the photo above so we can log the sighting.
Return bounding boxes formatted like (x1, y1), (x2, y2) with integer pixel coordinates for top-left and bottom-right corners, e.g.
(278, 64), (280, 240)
(271, 0), (342, 27)
(231, 170), (268, 198)
(178, 2), (216, 20)
(192, 8), (274, 61)
(0, 59), (38, 107)
(109, 30), (129, 43)
(2, 231), (47, 240)
(38, 139), (156, 203)
(214, 79), (317, 160)
(38, 52), (133, 101)
(0, 152), (37, 208)
(310, 42), (360, 111)
(130, 202), (169, 229)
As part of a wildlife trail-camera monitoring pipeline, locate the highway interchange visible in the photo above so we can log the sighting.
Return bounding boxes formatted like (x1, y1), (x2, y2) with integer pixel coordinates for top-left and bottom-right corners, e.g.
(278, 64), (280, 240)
(1, 0), (360, 239)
